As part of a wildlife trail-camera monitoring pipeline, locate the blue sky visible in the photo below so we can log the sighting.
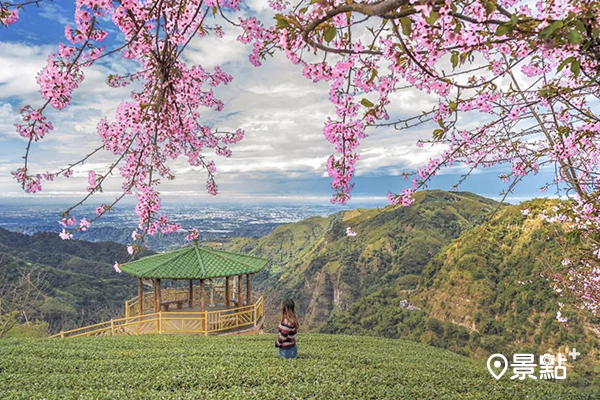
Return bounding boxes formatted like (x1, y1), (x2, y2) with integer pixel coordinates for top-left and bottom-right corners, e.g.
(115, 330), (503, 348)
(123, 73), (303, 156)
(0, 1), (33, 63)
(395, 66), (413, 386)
(0, 1), (557, 207)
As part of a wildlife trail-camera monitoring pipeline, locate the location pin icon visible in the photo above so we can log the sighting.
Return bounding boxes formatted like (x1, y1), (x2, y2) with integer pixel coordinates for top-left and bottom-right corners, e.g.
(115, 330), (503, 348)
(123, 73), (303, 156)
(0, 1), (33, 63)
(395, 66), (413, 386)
(487, 354), (508, 380)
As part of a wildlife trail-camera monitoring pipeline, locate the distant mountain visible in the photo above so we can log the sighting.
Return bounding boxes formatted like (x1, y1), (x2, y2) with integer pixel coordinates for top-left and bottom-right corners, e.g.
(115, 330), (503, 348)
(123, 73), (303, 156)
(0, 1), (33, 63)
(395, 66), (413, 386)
(75, 225), (283, 251)
(226, 190), (499, 329)
(0, 228), (145, 275)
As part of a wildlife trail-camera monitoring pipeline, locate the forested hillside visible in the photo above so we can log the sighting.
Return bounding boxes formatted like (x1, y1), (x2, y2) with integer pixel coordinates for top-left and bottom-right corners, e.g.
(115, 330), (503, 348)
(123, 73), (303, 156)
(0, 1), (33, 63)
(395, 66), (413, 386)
(227, 190), (499, 329)
(320, 199), (599, 388)
(2, 190), (598, 388)
(413, 198), (599, 387)
(0, 228), (147, 334)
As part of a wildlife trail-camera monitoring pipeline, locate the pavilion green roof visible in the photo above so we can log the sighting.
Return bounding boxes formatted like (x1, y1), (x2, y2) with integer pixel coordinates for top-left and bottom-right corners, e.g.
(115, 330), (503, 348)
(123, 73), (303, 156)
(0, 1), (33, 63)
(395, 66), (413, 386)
(120, 245), (269, 280)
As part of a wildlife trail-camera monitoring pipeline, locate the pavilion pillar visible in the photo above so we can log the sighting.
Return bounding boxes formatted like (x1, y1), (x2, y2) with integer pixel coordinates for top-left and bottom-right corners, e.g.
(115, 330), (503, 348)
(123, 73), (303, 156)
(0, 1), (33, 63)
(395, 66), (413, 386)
(199, 279), (205, 312)
(246, 274), (252, 305)
(153, 279), (157, 313)
(188, 279), (194, 309)
(209, 280), (215, 307)
(138, 278), (144, 317)
(233, 276), (237, 300)
(225, 276), (231, 309)
(237, 275), (243, 307)
(153, 279), (162, 313)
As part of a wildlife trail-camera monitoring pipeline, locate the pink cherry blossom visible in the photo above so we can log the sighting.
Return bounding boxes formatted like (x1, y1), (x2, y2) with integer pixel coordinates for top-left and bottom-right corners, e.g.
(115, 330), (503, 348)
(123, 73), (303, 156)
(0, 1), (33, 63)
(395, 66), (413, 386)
(59, 229), (73, 240)
(0, 9), (18, 26)
(240, 0), (599, 319)
(185, 228), (200, 242)
(79, 218), (91, 231)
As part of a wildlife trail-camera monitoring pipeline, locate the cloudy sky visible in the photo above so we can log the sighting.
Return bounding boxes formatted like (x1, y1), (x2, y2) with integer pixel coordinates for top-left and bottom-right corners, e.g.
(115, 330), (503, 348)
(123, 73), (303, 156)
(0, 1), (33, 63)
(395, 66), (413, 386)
(0, 1), (554, 207)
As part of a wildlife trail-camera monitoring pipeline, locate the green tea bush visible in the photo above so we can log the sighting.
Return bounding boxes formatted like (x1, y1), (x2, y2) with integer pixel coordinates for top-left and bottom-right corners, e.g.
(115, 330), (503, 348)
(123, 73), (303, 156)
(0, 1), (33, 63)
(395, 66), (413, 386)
(0, 334), (595, 399)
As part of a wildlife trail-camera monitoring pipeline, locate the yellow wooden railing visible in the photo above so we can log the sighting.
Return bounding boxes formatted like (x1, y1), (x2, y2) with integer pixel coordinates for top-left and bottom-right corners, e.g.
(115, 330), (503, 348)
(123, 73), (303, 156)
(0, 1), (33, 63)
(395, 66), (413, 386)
(51, 295), (264, 338)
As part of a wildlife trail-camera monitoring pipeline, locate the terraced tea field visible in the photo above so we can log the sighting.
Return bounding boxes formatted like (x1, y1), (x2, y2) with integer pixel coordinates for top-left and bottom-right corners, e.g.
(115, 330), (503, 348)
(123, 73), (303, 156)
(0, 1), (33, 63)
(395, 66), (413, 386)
(0, 334), (594, 399)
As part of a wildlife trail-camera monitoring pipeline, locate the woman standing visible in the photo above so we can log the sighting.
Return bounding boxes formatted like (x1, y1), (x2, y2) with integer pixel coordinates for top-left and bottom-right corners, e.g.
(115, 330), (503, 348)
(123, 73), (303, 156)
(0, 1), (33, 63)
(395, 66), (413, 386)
(275, 299), (299, 359)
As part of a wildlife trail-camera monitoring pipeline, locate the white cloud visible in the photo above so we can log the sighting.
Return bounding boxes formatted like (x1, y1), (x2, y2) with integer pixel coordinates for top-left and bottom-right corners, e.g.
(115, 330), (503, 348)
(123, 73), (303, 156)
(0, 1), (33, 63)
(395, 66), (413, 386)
(0, 103), (21, 140)
(0, 42), (52, 99)
(245, 0), (274, 13)
(183, 25), (247, 70)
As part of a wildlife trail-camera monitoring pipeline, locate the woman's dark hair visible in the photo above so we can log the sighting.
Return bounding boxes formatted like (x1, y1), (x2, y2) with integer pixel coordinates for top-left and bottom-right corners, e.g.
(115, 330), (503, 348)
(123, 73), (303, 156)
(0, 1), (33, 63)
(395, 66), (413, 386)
(281, 298), (299, 328)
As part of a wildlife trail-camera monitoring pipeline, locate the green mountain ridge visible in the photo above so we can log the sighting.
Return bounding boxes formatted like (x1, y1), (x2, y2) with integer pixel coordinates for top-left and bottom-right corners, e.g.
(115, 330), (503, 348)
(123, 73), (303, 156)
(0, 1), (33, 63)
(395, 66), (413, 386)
(414, 198), (599, 386)
(226, 190), (499, 330)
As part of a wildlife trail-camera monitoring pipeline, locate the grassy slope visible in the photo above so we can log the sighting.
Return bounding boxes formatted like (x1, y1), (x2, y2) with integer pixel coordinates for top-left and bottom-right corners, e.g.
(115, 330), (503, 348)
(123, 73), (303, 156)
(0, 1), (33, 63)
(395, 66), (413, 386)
(0, 334), (594, 400)
(227, 215), (330, 278)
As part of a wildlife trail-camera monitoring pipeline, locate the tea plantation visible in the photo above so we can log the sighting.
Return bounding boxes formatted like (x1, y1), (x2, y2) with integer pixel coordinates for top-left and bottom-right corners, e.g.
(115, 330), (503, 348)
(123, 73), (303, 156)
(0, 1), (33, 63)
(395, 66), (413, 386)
(0, 334), (595, 399)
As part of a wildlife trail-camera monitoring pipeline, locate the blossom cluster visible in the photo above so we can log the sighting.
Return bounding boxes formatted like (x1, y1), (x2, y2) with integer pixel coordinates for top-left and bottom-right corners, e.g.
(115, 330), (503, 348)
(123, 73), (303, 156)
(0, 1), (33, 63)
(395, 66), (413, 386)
(12, 0), (246, 249)
(242, 0), (598, 210)
(7, 0), (600, 314)
(0, 8), (18, 26)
